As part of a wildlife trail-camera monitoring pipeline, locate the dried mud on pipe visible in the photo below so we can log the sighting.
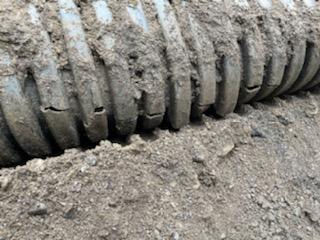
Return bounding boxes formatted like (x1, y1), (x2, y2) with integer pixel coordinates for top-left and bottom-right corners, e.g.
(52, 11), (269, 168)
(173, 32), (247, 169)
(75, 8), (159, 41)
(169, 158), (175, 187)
(0, 0), (319, 166)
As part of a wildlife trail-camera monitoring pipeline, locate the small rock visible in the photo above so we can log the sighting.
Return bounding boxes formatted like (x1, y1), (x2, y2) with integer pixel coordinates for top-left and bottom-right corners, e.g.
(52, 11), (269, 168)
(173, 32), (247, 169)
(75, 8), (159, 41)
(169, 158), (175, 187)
(26, 159), (46, 173)
(219, 143), (235, 157)
(303, 201), (320, 223)
(108, 200), (118, 208)
(198, 170), (217, 187)
(97, 230), (110, 240)
(251, 127), (266, 138)
(304, 208), (320, 223)
(192, 152), (206, 164)
(63, 205), (77, 220)
(85, 154), (97, 166)
(257, 195), (271, 210)
(112, 143), (122, 150)
(0, 230), (8, 240)
(154, 229), (162, 240)
(191, 141), (208, 164)
(28, 202), (48, 216)
(99, 140), (112, 148)
(290, 231), (303, 240)
(170, 232), (179, 240)
(71, 181), (82, 193)
(276, 114), (293, 126)
(250, 221), (259, 228)
(0, 176), (11, 191)
(125, 135), (147, 153)
(220, 233), (227, 239)
(64, 148), (81, 155)
(293, 207), (301, 217)
(304, 97), (318, 118)
(267, 212), (276, 222)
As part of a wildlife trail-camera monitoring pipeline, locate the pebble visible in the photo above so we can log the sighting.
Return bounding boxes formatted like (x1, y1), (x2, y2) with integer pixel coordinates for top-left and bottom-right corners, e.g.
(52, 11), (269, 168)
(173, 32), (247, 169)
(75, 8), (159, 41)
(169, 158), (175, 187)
(191, 141), (208, 164)
(303, 200), (320, 223)
(0, 176), (11, 191)
(257, 195), (271, 209)
(219, 143), (235, 157)
(85, 154), (97, 166)
(251, 127), (266, 138)
(26, 159), (46, 173)
(170, 232), (179, 240)
(63, 205), (77, 220)
(293, 207), (301, 217)
(192, 151), (206, 164)
(197, 170), (217, 187)
(276, 114), (293, 126)
(220, 233), (227, 239)
(28, 202), (48, 216)
(304, 98), (318, 118)
(125, 135), (148, 153)
(268, 212), (276, 222)
(304, 208), (320, 223)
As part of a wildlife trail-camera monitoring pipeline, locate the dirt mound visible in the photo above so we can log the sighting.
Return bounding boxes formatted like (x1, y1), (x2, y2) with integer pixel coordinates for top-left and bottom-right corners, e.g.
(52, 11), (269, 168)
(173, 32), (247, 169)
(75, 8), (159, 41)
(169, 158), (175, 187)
(1, 89), (320, 239)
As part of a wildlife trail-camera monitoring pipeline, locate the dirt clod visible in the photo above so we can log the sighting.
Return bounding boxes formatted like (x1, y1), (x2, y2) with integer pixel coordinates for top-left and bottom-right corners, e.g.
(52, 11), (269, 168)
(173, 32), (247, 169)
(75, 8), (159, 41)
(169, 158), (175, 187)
(0, 176), (11, 191)
(85, 154), (98, 167)
(28, 202), (48, 216)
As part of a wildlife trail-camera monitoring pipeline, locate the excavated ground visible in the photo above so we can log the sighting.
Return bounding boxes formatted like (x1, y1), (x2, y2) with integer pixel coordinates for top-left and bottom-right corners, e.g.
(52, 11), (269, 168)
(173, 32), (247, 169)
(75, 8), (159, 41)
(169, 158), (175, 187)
(1, 88), (320, 239)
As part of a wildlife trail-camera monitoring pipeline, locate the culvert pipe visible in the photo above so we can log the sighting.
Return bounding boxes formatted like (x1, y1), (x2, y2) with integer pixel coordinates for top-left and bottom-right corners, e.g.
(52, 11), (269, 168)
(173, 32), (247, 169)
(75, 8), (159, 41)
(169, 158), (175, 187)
(0, 0), (319, 166)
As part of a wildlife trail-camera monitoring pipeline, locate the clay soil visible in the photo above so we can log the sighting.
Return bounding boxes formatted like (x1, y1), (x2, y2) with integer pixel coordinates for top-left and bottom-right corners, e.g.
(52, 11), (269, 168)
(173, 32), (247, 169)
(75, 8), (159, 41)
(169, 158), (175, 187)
(1, 89), (320, 240)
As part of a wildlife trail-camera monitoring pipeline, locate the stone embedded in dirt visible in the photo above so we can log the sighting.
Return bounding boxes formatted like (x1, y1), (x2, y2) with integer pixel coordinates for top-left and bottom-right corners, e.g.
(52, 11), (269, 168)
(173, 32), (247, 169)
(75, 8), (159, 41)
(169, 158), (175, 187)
(85, 154), (97, 166)
(99, 140), (112, 148)
(26, 159), (46, 173)
(250, 127), (266, 139)
(108, 200), (119, 209)
(192, 151), (206, 164)
(197, 170), (217, 187)
(97, 230), (111, 240)
(28, 202), (48, 216)
(63, 205), (77, 220)
(304, 99), (319, 118)
(272, 108), (295, 126)
(293, 207), (302, 217)
(218, 143), (235, 158)
(0, 176), (11, 191)
(191, 140), (208, 164)
(170, 232), (179, 240)
(303, 201), (320, 223)
(276, 115), (293, 126)
(124, 135), (148, 153)
(257, 195), (272, 210)
(290, 231), (304, 240)
(220, 233), (227, 239)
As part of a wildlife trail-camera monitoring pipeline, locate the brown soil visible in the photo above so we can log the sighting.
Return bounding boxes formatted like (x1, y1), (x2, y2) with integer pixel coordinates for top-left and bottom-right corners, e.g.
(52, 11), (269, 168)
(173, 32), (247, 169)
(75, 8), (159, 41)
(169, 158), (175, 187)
(2, 88), (320, 239)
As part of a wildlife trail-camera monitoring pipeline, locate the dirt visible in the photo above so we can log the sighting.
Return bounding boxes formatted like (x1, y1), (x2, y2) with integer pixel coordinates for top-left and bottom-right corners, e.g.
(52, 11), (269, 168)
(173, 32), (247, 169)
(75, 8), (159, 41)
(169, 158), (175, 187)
(1, 89), (320, 239)
(0, 0), (319, 163)
(1, 1), (320, 239)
